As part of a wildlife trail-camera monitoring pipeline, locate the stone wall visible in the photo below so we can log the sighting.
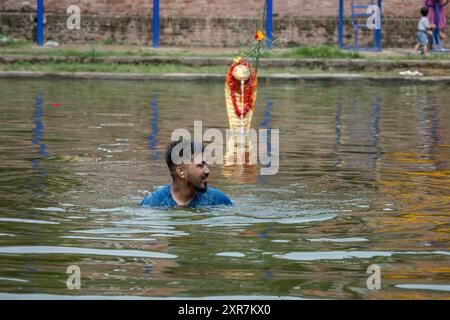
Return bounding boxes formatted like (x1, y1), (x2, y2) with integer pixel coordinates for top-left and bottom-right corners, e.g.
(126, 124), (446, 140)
(0, 0), (421, 17)
(0, 1), (431, 47)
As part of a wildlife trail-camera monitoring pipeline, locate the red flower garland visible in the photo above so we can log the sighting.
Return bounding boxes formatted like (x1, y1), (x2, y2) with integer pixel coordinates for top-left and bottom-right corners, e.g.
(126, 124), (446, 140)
(226, 59), (255, 118)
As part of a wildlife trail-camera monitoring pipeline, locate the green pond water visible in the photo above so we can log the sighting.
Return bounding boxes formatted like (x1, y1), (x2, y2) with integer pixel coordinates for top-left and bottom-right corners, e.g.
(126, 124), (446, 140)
(0, 78), (449, 299)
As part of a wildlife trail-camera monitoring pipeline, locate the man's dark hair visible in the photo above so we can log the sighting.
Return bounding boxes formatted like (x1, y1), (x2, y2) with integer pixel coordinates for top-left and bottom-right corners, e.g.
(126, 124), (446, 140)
(165, 139), (204, 178)
(421, 6), (429, 17)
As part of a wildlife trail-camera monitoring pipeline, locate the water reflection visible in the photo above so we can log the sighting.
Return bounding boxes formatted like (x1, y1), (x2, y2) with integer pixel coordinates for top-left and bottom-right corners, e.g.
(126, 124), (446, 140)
(334, 95), (343, 167)
(257, 96), (274, 185)
(366, 89), (450, 298)
(222, 95), (276, 185)
(23, 90), (50, 293)
(146, 93), (160, 161)
(0, 80), (449, 299)
(30, 91), (48, 195)
(333, 94), (382, 179)
(416, 94), (445, 170)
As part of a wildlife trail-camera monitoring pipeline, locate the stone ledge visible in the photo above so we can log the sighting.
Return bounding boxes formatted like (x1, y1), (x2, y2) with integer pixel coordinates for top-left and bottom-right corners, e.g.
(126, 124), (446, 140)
(1, 71), (449, 84)
(1, 55), (450, 71)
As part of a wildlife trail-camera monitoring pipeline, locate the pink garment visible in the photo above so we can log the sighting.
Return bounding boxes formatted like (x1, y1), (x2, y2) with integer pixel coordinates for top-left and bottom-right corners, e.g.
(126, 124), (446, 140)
(424, 0), (447, 29)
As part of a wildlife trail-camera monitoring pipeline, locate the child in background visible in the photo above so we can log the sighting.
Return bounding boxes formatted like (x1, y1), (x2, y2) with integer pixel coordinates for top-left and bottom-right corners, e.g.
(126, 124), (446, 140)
(415, 6), (433, 55)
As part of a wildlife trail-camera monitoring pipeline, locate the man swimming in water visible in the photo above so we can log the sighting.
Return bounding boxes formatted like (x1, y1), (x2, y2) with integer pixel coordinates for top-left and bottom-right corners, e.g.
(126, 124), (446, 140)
(141, 140), (233, 208)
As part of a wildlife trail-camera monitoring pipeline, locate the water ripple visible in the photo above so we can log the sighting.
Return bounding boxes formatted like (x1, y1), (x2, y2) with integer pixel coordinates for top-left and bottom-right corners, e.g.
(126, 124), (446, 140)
(0, 218), (59, 225)
(395, 284), (450, 292)
(274, 251), (450, 261)
(0, 246), (177, 259)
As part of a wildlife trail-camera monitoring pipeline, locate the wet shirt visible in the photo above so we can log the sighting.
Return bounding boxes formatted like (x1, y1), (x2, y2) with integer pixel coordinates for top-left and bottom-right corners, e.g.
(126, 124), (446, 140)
(140, 185), (233, 208)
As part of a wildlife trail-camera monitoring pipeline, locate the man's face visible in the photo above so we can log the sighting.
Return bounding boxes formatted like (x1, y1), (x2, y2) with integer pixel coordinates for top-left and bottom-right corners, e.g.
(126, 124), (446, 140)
(183, 153), (210, 193)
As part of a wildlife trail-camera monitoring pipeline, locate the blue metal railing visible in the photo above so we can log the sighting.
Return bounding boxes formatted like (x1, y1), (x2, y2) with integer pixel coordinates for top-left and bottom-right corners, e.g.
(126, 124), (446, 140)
(339, 0), (382, 51)
(266, 0), (273, 49)
(152, 0), (160, 48)
(36, 0), (44, 46)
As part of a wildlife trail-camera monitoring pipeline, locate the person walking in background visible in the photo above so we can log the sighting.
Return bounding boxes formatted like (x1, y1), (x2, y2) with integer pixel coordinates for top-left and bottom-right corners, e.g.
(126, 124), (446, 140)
(424, 0), (447, 41)
(415, 6), (433, 55)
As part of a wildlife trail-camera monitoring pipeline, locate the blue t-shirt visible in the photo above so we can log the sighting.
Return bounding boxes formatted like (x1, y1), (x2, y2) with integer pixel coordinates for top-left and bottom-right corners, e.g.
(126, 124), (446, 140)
(140, 185), (233, 208)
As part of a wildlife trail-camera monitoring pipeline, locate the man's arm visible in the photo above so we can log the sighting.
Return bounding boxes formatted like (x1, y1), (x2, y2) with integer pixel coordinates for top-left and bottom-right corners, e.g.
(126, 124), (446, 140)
(212, 188), (233, 206)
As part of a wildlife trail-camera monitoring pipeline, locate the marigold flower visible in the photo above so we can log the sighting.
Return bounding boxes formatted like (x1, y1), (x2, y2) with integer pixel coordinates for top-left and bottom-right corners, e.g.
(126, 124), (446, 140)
(254, 30), (266, 41)
(233, 56), (242, 64)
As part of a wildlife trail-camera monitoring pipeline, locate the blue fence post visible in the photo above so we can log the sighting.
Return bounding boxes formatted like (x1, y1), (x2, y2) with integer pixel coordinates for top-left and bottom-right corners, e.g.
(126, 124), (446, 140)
(36, 0), (44, 46)
(375, 0), (382, 50)
(266, 0), (273, 49)
(152, 0), (160, 48)
(434, 0), (441, 48)
(338, 0), (344, 48)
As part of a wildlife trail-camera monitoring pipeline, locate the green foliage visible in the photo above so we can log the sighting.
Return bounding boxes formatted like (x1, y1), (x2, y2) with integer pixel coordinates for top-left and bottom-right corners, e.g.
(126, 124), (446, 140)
(237, 0), (275, 72)
(0, 35), (32, 47)
(104, 37), (114, 45)
(0, 61), (402, 77)
(240, 36), (277, 73)
(281, 45), (361, 59)
(0, 61), (229, 74)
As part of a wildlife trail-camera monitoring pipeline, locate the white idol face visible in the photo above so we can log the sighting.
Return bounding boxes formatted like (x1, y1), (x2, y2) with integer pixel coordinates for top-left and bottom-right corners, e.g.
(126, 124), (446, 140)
(232, 64), (251, 81)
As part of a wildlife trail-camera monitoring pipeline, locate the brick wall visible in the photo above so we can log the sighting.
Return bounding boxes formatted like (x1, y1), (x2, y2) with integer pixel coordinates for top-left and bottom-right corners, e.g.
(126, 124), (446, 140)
(0, 0), (422, 17)
(0, 1), (434, 47)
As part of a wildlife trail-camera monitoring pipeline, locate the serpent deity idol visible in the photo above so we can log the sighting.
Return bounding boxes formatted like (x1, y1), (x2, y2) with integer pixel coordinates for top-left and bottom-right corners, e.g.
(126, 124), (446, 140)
(224, 58), (258, 164)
